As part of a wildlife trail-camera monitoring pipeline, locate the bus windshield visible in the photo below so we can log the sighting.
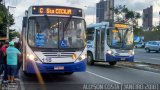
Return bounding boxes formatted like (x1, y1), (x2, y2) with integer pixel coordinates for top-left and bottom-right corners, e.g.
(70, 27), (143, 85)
(111, 27), (134, 49)
(28, 16), (85, 49)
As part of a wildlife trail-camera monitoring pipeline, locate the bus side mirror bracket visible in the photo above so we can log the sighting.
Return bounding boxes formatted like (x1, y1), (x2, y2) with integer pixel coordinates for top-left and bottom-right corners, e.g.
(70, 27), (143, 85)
(23, 17), (27, 28)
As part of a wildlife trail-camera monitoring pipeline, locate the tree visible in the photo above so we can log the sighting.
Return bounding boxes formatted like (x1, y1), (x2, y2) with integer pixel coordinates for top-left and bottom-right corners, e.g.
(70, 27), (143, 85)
(0, 2), (14, 37)
(114, 5), (141, 26)
(9, 30), (20, 40)
(134, 26), (143, 36)
(114, 5), (141, 35)
(156, 25), (160, 31)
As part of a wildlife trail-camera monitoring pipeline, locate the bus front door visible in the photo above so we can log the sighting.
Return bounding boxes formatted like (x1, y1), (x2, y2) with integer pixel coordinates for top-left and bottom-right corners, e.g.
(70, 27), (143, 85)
(95, 29), (105, 60)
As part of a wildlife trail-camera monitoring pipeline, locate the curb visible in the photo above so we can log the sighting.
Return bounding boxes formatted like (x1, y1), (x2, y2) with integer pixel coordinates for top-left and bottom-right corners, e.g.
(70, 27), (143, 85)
(117, 61), (160, 73)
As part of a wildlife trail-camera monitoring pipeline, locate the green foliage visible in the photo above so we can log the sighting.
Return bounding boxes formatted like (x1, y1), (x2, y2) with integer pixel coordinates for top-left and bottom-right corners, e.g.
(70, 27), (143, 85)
(8, 14), (14, 26)
(9, 30), (20, 40)
(134, 26), (143, 36)
(114, 5), (142, 36)
(0, 4), (7, 37)
(0, 3), (15, 37)
(114, 5), (141, 26)
(125, 11), (134, 19)
(155, 25), (160, 31)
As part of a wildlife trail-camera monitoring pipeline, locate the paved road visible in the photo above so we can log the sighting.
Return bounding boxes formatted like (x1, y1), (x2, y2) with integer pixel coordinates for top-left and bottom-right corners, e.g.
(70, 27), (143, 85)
(1, 49), (160, 90)
(134, 48), (160, 64)
(18, 62), (160, 90)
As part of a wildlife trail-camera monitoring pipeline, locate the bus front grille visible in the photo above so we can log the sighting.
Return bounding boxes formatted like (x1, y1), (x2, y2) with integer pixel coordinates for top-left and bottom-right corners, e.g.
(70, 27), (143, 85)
(42, 52), (75, 58)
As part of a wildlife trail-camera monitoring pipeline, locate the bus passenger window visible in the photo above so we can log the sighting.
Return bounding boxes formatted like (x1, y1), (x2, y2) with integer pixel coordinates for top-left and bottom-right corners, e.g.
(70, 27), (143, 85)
(106, 29), (111, 46)
(86, 28), (94, 41)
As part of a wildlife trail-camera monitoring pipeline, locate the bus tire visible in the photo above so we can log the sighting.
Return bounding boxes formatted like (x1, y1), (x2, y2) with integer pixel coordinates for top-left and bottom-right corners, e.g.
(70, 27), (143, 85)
(87, 52), (94, 65)
(109, 61), (117, 66)
(64, 72), (74, 75)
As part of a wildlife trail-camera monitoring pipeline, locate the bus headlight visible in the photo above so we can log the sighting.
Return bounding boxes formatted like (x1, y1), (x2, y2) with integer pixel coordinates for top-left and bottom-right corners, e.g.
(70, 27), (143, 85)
(129, 50), (134, 55)
(27, 54), (38, 61)
(29, 54), (35, 60)
(75, 54), (87, 62)
(26, 45), (42, 63)
(107, 50), (112, 54)
(80, 54), (87, 60)
(75, 47), (87, 62)
(78, 54), (87, 60)
(27, 53), (42, 63)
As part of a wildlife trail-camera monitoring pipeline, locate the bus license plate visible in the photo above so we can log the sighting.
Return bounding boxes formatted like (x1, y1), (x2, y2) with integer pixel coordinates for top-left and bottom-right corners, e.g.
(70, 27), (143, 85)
(121, 58), (126, 60)
(54, 66), (64, 70)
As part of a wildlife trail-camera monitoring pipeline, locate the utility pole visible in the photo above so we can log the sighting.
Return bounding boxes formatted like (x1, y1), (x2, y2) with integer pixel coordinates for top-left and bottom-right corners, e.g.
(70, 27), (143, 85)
(159, 11), (160, 26)
(6, 6), (16, 41)
(7, 6), (9, 41)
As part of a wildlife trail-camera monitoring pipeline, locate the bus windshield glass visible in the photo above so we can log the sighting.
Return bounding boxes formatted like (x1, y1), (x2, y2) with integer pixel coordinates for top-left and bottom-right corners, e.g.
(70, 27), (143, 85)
(28, 16), (85, 49)
(111, 27), (133, 49)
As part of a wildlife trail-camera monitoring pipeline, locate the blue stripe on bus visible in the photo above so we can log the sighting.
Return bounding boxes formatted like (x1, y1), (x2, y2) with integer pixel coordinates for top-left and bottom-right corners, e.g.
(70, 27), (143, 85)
(106, 54), (134, 62)
(25, 60), (86, 74)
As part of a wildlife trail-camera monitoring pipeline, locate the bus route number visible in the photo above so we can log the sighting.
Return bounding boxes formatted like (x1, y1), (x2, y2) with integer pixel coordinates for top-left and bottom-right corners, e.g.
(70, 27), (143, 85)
(42, 57), (52, 63)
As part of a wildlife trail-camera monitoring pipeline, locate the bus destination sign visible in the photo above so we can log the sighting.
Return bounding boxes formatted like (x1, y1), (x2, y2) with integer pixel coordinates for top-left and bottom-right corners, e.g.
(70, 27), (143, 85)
(115, 24), (127, 28)
(32, 6), (82, 17)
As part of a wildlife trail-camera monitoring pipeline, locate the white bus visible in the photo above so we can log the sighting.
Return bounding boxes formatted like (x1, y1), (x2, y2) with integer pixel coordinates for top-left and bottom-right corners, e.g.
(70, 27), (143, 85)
(86, 22), (134, 66)
(21, 5), (87, 75)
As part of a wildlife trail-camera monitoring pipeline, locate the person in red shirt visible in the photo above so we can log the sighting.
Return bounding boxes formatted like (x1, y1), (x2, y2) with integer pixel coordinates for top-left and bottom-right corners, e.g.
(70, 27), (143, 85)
(0, 42), (3, 61)
(0, 42), (9, 84)
(1, 44), (7, 56)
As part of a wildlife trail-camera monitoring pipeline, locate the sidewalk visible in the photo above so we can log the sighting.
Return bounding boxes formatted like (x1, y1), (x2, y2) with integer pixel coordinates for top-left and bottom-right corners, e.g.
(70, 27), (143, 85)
(0, 77), (21, 90)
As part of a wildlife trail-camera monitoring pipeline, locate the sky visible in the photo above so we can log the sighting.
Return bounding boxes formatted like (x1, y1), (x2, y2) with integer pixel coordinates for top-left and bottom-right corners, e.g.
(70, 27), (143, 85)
(5, 0), (160, 32)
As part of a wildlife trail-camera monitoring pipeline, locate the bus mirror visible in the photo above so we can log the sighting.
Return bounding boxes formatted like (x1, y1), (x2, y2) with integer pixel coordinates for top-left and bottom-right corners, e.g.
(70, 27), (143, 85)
(25, 10), (28, 15)
(23, 17), (27, 28)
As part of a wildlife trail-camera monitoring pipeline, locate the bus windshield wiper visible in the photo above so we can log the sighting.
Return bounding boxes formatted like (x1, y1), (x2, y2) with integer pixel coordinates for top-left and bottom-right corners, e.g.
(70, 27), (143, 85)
(44, 14), (51, 27)
(117, 29), (125, 48)
(62, 15), (73, 39)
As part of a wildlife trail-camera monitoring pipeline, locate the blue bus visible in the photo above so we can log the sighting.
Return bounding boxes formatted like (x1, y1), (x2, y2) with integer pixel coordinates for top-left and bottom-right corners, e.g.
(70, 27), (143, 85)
(86, 22), (134, 66)
(21, 5), (86, 75)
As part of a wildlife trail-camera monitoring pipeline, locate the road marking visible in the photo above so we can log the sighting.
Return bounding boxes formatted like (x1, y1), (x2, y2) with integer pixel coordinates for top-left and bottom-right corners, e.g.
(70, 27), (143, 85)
(150, 58), (160, 60)
(86, 71), (121, 84)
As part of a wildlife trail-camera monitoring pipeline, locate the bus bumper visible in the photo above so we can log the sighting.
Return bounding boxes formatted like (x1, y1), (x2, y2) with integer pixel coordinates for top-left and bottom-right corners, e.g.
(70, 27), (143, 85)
(106, 54), (134, 62)
(25, 60), (86, 74)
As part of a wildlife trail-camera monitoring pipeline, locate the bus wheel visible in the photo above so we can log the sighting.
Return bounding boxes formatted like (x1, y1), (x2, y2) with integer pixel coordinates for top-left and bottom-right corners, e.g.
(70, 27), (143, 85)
(64, 72), (74, 75)
(109, 61), (117, 66)
(87, 52), (94, 65)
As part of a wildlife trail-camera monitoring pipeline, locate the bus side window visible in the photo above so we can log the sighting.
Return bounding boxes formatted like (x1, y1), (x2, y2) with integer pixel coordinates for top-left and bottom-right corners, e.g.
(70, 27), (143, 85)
(22, 17), (27, 28)
(107, 28), (111, 46)
(86, 28), (94, 41)
(107, 29), (110, 36)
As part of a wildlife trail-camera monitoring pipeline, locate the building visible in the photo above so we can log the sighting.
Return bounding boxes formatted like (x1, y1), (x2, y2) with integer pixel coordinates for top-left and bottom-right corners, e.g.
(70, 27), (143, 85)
(96, 0), (114, 24)
(142, 6), (153, 30)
